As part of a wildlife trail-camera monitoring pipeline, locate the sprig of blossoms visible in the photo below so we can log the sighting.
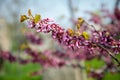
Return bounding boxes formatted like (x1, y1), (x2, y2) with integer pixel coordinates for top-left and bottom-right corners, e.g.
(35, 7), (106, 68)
(20, 9), (120, 66)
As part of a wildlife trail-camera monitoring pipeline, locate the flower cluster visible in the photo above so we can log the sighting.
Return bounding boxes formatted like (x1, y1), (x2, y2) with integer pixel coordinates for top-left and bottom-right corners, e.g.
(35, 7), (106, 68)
(25, 32), (42, 45)
(20, 10), (120, 57)
(24, 48), (66, 68)
(0, 50), (16, 62)
(0, 48), (67, 67)
(20, 13), (120, 78)
(88, 5), (120, 35)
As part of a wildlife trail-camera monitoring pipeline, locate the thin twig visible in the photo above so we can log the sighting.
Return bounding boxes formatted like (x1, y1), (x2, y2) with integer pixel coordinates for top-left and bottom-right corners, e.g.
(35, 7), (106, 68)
(115, 0), (120, 7)
(94, 42), (120, 66)
(68, 0), (76, 29)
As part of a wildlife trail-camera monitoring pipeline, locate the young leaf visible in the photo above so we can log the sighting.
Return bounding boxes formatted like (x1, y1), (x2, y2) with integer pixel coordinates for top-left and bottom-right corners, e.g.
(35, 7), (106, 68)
(76, 17), (84, 29)
(20, 15), (28, 22)
(82, 31), (89, 40)
(67, 28), (74, 36)
(28, 9), (32, 16)
(78, 17), (84, 25)
(28, 9), (34, 20)
(34, 14), (41, 23)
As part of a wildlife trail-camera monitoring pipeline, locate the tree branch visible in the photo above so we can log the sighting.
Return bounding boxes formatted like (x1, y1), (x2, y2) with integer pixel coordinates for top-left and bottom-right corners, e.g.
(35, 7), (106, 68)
(115, 0), (120, 7)
(68, 0), (76, 29)
(95, 42), (120, 66)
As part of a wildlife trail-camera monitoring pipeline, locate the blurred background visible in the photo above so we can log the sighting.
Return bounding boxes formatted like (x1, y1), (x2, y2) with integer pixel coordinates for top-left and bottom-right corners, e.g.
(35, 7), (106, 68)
(0, 0), (120, 80)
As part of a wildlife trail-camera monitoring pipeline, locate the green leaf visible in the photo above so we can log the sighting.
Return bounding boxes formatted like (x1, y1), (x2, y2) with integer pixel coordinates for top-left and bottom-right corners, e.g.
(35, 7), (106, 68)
(82, 31), (89, 40)
(34, 14), (41, 23)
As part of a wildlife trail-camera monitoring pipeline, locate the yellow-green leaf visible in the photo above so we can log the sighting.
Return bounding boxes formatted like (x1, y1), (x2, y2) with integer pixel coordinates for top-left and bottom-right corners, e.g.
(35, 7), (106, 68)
(34, 14), (41, 23)
(28, 9), (34, 19)
(20, 15), (28, 22)
(78, 17), (84, 25)
(28, 9), (32, 16)
(67, 28), (74, 36)
(82, 31), (89, 40)
(76, 23), (81, 29)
